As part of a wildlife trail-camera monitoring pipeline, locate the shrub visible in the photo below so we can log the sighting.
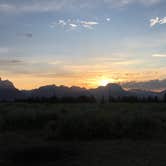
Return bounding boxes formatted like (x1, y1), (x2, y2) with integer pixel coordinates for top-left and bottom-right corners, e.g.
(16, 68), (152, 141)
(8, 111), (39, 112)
(44, 120), (59, 140)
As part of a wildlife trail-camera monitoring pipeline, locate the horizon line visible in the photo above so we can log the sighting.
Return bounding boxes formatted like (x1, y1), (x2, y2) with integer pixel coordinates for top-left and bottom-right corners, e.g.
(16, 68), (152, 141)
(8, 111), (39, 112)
(0, 78), (165, 93)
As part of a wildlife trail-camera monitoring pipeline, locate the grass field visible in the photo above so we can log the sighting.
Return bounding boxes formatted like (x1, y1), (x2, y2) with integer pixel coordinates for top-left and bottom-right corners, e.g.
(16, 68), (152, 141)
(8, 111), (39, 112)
(1, 103), (166, 165)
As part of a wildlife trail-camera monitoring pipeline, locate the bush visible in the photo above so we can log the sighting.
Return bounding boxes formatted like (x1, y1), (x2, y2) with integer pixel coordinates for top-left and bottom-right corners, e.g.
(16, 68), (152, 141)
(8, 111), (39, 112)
(44, 120), (59, 140)
(1, 103), (166, 140)
(53, 112), (163, 140)
(2, 109), (58, 131)
(124, 116), (162, 139)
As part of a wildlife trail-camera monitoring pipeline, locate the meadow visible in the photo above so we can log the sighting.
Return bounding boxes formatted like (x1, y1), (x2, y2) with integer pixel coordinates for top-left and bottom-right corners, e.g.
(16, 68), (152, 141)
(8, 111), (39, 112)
(1, 102), (166, 165)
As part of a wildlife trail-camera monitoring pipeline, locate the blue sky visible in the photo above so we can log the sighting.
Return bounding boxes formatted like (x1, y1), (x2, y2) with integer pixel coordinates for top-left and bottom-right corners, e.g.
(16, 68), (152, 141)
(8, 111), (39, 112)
(0, 0), (166, 89)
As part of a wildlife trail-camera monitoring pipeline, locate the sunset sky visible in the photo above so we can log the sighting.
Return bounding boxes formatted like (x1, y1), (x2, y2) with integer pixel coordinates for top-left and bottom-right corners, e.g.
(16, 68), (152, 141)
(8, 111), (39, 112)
(0, 0), (166, 90)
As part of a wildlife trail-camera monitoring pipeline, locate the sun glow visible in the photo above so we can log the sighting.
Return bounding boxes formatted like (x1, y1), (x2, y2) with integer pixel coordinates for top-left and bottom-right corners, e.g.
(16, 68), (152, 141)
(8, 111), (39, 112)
(98, 78), (115, 86)
(99, 79), (109, 86)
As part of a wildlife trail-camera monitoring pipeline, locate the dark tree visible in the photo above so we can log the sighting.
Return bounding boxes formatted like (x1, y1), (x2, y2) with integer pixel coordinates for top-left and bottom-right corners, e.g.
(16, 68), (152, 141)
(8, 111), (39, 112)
(164, 93), (166, 102)
(154, 96), (159, 103)
(100, 95), (105, 104)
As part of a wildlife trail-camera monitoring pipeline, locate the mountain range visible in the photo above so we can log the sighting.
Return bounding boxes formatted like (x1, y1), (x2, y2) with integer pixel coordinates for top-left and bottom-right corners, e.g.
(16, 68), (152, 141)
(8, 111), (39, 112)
(0, 78), (165, 101)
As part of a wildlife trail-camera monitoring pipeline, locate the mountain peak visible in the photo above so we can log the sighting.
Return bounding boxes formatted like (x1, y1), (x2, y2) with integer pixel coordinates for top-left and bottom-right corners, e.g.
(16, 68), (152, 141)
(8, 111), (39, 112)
(0, 79), (16, 89)
(106, 83), (123, 90)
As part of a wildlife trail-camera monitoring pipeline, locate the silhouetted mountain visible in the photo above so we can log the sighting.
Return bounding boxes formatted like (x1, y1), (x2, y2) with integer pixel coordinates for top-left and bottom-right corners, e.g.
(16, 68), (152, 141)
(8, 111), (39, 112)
(0, 78), (166, 102)
(0, 78), (16, 89)
(90, 83), (129, 101)
(24, 85), (89, 99)
(0, 79), (20, 101)
(129, 89), (160, 97)
(160, 90), (166, 100)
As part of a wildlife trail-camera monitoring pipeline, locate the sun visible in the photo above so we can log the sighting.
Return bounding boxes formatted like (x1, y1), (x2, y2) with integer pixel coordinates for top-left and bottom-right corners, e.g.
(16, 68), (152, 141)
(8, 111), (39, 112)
(97, 77), (116, 87)
(99, 79), (110, 86)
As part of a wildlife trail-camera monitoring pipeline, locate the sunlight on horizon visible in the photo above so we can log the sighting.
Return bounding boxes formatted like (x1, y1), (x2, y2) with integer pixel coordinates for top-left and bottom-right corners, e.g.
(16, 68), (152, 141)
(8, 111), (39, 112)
(98, 78), (116, 87)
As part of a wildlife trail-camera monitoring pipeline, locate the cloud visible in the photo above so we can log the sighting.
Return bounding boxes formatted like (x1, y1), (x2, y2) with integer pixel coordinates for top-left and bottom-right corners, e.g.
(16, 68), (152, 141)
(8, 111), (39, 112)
(0, 1), (67, 13)
(80, 21), (99, 29)
(17, 33), (33, 38)
(112, 60), (142, 66)
(0, 0), (162, 14)
(51, 19), (99, 30)
(159, 17), (166, 24)
(69, 23), (78, 28)
(52, 20), (79, 30)
(150, 17), (159, 27)
(152, 54), (166, 57)
(122, 79), (166, 91)
(24, 33), (32, 38)
(106, 18), (111, 22)
(109, 0), (161, 7)
(58, 20), (67, 26)
(150, 17), (166, 27)
(0, 59), (24, 66)
(0, 58), (74, 79)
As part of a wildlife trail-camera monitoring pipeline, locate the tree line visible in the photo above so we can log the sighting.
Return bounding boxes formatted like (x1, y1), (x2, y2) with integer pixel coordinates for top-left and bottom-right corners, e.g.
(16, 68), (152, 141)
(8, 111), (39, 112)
(13, 93), (166, 103)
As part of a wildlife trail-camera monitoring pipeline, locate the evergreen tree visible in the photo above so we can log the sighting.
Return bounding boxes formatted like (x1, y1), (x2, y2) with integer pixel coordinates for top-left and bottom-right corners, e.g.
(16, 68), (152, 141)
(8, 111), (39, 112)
(100, 95), (105, 104)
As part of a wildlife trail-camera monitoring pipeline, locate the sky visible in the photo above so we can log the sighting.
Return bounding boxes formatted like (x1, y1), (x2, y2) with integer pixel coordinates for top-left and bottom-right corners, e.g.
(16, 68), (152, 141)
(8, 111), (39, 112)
(0, 0), (166, 90)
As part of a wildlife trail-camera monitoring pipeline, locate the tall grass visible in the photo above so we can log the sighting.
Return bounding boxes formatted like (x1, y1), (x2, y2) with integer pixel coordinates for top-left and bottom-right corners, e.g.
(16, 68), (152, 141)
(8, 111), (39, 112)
(0, 103), (166, 140)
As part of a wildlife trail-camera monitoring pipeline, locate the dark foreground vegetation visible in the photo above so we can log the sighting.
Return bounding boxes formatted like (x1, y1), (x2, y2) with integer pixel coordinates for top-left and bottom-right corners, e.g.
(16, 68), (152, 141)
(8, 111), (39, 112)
(1, 103), (166, 165)
(14, 93), (166, 103)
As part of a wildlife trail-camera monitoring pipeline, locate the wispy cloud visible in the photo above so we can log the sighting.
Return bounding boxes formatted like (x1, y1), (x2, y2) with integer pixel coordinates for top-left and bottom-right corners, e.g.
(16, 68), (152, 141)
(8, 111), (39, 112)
(80, 21), (99, 29)
(58, 20), (67, 26)
(0, 58), (74, 79)
(109, 0), (162, 7)
(0, 1), (66, 13)
(152, 54), (166, 57)
(50, 19), (99, 30)
(0, 59), (24, 66)
(159, 17), (166, 24)
(150, 17), (159, 27)
(0, 0), (162, 14)
(112, 60), (142, 66)
(16, 32), (33, 38)
(69, 23), (78, 29)
(150, 17), (166, 27)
